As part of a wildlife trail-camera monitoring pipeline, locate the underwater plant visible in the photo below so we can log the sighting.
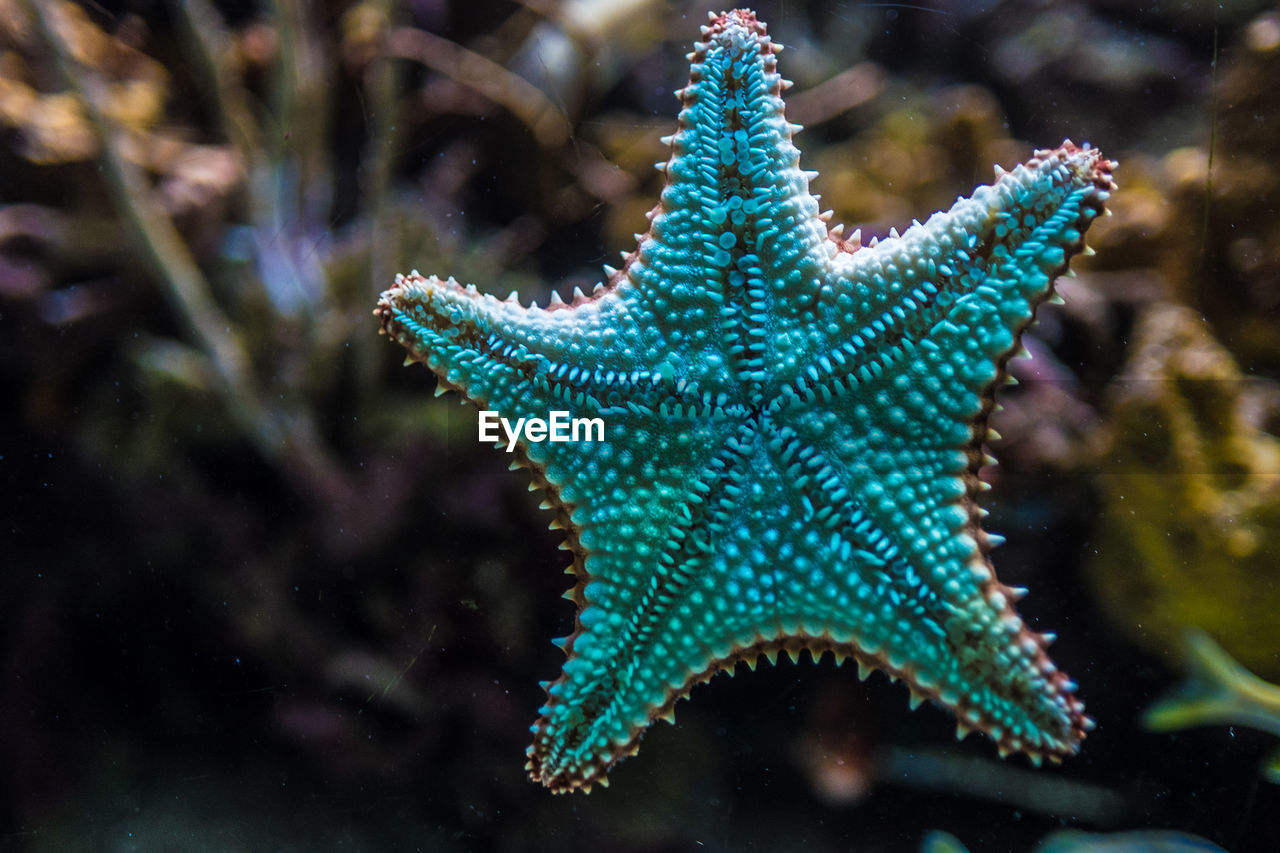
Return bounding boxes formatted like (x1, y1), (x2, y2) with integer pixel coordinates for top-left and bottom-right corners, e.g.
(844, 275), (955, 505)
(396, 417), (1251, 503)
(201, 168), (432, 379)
(1145, 629), (1280, 785)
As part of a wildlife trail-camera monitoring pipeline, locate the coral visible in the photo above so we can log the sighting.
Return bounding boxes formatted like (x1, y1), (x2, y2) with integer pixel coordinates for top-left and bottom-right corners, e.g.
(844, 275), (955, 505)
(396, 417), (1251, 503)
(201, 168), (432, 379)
(1089, 303), (1280, 678)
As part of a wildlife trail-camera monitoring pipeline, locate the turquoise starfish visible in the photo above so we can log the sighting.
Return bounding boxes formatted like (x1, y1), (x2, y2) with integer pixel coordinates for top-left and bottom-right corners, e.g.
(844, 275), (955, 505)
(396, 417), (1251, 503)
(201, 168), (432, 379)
(376, 9), (1114, 793)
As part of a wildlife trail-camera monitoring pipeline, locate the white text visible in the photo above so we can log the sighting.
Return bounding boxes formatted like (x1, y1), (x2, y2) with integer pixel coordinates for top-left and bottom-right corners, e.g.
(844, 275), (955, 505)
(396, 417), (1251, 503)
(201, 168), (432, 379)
(478, 410), (605, 452)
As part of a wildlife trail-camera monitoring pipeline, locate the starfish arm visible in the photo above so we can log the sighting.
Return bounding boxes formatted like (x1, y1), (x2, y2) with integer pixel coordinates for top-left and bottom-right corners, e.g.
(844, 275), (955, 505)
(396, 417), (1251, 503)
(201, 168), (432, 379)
(777, 142), (1115, 407)
(527, 415), (759, 792)
(771, 410), (1090, 760)
(635, 10), (829, 400)
(376, 273), (670, 415)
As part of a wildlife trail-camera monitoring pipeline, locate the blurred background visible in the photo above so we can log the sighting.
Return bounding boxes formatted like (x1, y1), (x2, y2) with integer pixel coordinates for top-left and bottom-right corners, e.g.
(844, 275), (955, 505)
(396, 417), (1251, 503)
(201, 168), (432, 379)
(3, 0), (1279, 850)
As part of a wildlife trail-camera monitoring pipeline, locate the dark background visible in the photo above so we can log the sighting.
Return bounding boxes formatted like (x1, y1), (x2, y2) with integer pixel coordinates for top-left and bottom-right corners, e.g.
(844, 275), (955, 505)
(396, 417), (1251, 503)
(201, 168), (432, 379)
(3, 0), (1279, 850)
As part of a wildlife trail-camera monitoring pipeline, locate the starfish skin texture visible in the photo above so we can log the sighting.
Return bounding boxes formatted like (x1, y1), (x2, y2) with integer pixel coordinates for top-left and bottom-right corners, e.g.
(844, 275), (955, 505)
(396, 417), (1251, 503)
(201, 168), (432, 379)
(376, 9), (1114, 793)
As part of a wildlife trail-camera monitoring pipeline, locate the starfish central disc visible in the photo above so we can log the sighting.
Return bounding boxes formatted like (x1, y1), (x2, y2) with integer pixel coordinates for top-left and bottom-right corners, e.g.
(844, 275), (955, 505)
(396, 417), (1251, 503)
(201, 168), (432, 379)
(376, 8), (1114, 794)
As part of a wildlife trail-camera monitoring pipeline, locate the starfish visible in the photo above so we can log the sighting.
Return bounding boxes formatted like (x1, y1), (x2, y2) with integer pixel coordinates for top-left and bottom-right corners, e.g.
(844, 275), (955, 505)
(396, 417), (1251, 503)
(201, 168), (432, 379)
(376, 9), (1114, 793)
